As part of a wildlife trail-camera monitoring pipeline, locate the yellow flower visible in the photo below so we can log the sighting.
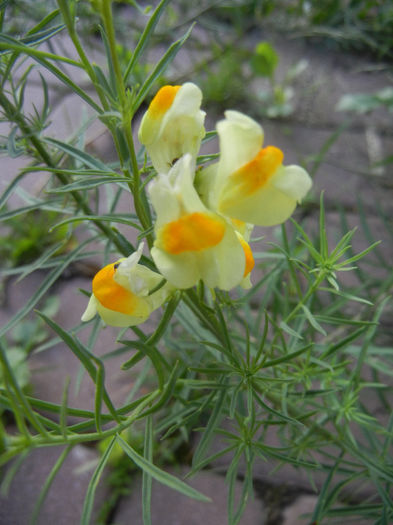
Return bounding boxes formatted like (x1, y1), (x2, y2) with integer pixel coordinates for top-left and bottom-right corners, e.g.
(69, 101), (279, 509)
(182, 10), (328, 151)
(148, 154), (248, 290)
(81, 244), (172, 327)
(138, 83), (206, 174)
(202, 110), (312, 226)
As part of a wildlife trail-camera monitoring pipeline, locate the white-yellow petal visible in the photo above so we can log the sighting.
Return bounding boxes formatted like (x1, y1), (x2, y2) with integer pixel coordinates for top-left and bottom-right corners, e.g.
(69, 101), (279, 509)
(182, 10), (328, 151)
(211, 111), (312, 226)
(272, 165), (312, 201)
(149, 154), (246, 290)
(81, 294), (98, 322)
(216, 110), (263, 178)
(81, 245), (173, 327)
(138, 83), (205, 174)
(95, 302), (150, 327)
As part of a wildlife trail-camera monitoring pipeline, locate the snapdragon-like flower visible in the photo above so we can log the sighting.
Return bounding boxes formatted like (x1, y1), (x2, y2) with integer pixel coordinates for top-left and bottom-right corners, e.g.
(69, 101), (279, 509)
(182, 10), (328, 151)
(138, 83), (206, 174)
(148, 154), (250, 290)
(203, 110), (312, 226)
(81, 244), (173, 327)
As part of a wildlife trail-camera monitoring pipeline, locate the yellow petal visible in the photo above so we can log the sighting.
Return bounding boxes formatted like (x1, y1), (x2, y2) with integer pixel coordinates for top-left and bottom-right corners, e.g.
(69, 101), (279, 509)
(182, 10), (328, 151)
(148, 85), (181, 119)
(92, 263), (137, 315)
(158, 212), (226, 254)
(219, 146), (283, 213)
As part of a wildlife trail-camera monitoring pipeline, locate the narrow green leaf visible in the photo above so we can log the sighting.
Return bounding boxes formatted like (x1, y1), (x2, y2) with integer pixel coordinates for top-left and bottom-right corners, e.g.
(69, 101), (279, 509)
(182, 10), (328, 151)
(0, 200), (65, 222)
(117, 435), (211, 502)
(192, 386), (226, 468)
(321, 327), (367, 358)
(50, 214), (140, 232)
(146, 291), (182, 346)
(95, 364), (104, 432)
(319, 192), (328, 259)
(44, 138), (111, 170)
(137, 361), (180, 418)
(37, 312), (120, 423)
(120, 340), (166, 389)
(279, 321), (303, 340)
(301, 304), (327, 336)
(60, 377), (70, 438)
(48, 176), (127, 193)
(0, 170), (27, 210)
(0, 34), (78, 65)
(319, 288), (373, 306)
(142, 416), (153, 525)
(133, 25), (194, 113)
(32, 446), (73, 525)
(0, 341), (48, 436)
(124, 0), (170, 83)
(335, 241), (381, 268)
(253, 390), (302, 426)
(81, 436), (116, 525)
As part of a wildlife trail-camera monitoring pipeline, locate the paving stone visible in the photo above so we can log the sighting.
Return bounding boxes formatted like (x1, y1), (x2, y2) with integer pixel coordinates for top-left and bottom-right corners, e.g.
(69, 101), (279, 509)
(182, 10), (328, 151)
(113, 466), (265, 525)
(281, 493), (374, 525)
(0, 443), (107, 525)
(281, 495), (317, 525)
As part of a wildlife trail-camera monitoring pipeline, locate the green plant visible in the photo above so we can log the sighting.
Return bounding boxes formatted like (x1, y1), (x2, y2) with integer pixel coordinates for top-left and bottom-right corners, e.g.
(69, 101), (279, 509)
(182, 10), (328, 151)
(0, 2), (392, 525)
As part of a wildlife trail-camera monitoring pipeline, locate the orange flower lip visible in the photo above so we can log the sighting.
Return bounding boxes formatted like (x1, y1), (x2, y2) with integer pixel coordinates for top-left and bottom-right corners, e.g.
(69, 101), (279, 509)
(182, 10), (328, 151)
(230, 146), (284, 196)
(148, 85), (181, 119)
(159, 212), (226, 254)
(92, 263), (136, 315)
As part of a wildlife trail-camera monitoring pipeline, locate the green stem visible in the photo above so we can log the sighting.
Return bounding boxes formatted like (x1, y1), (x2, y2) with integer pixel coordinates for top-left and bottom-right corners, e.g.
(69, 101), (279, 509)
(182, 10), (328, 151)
(100, 0), (153, 247)
(1, 389), (160, 467)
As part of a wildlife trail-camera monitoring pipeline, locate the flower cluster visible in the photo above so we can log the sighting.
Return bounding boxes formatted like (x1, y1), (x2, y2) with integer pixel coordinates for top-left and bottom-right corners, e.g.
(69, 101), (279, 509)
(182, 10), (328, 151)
(82, 82), (312, 326)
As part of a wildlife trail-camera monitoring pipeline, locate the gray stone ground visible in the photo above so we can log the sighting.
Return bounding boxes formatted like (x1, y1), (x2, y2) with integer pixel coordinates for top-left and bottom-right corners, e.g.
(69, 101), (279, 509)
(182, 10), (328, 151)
(0, 14), (392, 525)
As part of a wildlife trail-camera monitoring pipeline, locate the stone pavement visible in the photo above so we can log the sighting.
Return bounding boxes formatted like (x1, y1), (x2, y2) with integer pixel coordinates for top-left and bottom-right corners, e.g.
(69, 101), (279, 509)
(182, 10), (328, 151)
(0, 13), (392, 525)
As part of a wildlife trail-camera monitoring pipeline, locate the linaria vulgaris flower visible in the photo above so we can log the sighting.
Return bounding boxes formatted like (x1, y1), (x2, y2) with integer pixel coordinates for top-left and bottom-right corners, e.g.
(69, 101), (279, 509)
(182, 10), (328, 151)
(148, 154), (252, 290)
(138, 83), (206, 174)
(81, 244), (173, 327)
(201, 110), (312, 226)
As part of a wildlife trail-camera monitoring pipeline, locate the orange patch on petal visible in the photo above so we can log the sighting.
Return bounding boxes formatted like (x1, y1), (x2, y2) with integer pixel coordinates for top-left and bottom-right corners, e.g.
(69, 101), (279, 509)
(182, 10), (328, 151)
(92, 263), (136, 315)
(160, 212), (226, 254)
(148, 85), (181, 119)
(231, 146), (284, 196)
(238, 236), (255, 277)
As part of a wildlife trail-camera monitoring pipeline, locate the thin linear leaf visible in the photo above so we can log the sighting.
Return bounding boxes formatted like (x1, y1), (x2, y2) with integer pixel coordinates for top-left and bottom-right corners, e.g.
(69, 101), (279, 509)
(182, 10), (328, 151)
(0, 34), (79, 65)
(117, 435), (211, 502)
(124, 0), (170, 83)
(50, 214), (140, 231)
(44, 138), (111, 170)
(137, 361), (180, 418)
(192, 386), (226, 467)
(32, 445), (73, 525)
(142, 416), (153, 525)
(37, 312), (120, 423)
(253, 390), (302, 426)
(132, 25), (194, 113)
(146, 291), (182, 346)
(81, 436), (116, 525)
(48, 176), (128, 193)
(0, 199), (65, 222)
(0, 170), (28, 209)
(279, 321), (303, 340)
(301, 304), (327, 336)
(0, 341), (48, 436)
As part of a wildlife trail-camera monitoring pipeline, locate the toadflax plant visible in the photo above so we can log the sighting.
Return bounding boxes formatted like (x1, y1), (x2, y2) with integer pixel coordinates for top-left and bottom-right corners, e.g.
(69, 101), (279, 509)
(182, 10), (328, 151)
(0, 1), (391, 524)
